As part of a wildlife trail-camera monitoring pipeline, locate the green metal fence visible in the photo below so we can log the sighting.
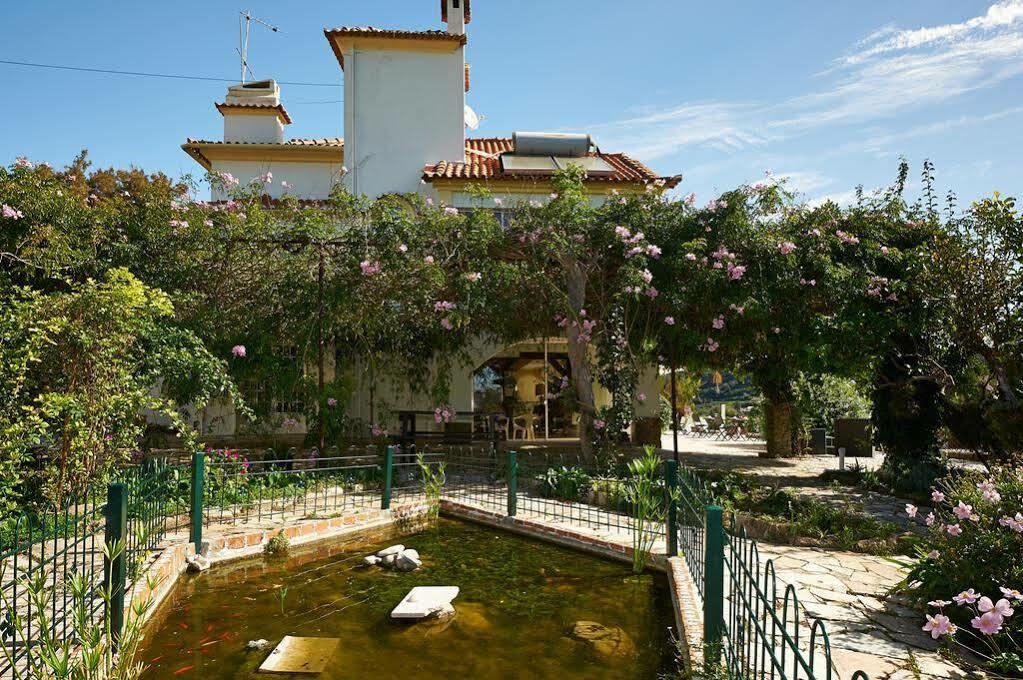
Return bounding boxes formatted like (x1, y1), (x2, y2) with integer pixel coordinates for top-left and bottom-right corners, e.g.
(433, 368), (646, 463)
(1, 461), (185, 680)
(672, 467), (872, 680)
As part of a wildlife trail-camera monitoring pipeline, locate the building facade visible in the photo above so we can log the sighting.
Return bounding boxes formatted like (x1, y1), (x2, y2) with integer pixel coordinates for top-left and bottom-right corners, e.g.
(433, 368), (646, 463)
(180, 0), (678, 444)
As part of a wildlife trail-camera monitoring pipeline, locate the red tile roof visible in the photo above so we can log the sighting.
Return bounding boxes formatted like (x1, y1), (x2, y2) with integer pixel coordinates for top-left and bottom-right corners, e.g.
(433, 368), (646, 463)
(441, 0), (472, 24)
(215, 102), (293, 125)
(423, 138), (681, 188)
(324, 27), (467, 69)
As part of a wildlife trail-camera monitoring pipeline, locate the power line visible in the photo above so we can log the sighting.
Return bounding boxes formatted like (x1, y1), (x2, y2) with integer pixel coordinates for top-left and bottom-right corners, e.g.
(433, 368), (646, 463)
(0, 59), (340, 87)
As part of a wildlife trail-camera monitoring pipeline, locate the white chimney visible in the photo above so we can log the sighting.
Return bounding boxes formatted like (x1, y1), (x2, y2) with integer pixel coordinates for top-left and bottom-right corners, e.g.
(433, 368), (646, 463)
(443, 0), (467, 36)
(218, 79), (289, 144)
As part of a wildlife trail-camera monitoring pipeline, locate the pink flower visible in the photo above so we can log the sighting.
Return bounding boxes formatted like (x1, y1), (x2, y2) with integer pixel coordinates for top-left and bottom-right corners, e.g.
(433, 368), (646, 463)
(953, 589), (979, 605)
(979, 597), (1014, 618)
(424, 255), (435, 264)
(645, 287), (659, 298)
(434, 301), (456, 313)
(705, 338), (719, 353)
(217, 171), (239, 187)
(444, 206), (459, 215)
(927, 550), (940, 559)
(664, 316), (676, 326)
(778, 241), (797, 255)
(637, 392), (647, 403)
(905, 504), (918, 518)
(999, 513), (1023, 532)
(952, 501), (973, 520)
(928, 599), (951, 608)
(946, 523), (962, 536)
(327, 398), (337, 407)
(727, 264), (746, 280)
(259, 171), (273, 184)
(360, 260), (381, 276)
(2, 204), (25, 219)
(931, 489), (945, 503)
(712, 316), (725, 330)
(685, 253), (697, 261)
(466, 272), (482, 283)
(684, 192), (697, 206)
(398, 243), (408, 253)
(281, 417), (299, 431)
(925, 512), (935, 526)
(922, 613), (956, 639)
(231, 345), (247, 358)
(999, 587), (1023, 601)
(593, 419), (606, 430)
(281, 180), (292, 190)
(646, 244), (662, 258)
(971, 611), (1004, 635)
(371, 424), (387, 437)
(14, 157), (33, 168)
(440, 317), (453, 330)
(977, 479), (1001, 503)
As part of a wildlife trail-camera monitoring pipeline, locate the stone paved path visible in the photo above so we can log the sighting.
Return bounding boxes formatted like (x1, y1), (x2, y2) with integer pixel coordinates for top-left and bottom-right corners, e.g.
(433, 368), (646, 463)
(659, 435), (986, 679)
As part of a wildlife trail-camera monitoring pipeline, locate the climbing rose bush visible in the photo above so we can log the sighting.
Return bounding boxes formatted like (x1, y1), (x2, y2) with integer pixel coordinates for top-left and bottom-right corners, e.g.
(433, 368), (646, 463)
(903, 468), (1023, 674)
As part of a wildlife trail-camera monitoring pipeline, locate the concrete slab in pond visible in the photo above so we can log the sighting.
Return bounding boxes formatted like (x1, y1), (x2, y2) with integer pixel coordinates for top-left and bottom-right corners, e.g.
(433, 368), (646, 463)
(390, 586), (460, 619)
(258, 636), (340, 674)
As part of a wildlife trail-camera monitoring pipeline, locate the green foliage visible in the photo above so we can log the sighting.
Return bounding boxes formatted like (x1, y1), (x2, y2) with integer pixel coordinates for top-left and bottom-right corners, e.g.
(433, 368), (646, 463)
(264, 532), (290, 557)
(0, 539), (155, 680)
(698, 469), (903, 554)
(0, 269), (240, 511)
(417, 451), (447, 520)
(625, 447), (674, 573)
(793, 373), (871, 429)
(535, 466), (592, 502)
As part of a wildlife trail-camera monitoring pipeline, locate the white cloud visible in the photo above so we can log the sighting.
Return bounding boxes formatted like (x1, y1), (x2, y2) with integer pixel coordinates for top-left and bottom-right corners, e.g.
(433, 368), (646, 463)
(586, 2), (1023, 163)
(773, 171), (833, 194)
(838, 0), (1023, 66)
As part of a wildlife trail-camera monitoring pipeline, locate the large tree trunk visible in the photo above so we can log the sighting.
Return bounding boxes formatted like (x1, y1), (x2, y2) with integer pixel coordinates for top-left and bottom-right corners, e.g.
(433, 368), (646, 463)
(564, 257), (596, 462)
(762, 389), (796, 458)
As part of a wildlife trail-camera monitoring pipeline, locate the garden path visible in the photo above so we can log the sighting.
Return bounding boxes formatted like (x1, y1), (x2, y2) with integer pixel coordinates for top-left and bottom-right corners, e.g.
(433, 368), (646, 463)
(661, 435), (986, 679)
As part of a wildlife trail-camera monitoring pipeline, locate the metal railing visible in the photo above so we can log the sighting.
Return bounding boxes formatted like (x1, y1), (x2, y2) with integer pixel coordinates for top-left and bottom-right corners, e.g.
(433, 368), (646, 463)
(1, 460), (184, 680)
(670, 467), (871, 680)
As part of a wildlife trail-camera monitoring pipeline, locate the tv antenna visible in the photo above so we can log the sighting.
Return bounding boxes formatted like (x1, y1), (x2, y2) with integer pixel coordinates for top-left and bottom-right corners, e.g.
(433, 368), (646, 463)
(238, 10), (280, 83)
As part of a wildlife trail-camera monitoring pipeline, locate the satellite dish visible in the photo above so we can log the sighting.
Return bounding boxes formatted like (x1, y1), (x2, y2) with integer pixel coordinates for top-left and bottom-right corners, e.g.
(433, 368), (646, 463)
(464, 104), (480, 131)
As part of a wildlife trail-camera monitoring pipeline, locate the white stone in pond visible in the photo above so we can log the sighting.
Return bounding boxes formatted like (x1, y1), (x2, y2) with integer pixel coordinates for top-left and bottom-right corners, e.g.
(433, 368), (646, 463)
(246, 639), (269, 650)
(401, 549), (420, 561)
(363, 555), (382, 567)
(376, 544), (405, 557)
(391, 586), (460, 619)
(381, 553), (397, 567)
(394, 551), (422, 572)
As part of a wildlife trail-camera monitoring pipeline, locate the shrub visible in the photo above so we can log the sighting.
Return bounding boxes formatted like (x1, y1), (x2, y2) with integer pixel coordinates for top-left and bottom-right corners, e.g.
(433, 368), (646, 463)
(535, 466), (592, 502)
(264, 532), (290, 557)
(901, 467), (1023, 674)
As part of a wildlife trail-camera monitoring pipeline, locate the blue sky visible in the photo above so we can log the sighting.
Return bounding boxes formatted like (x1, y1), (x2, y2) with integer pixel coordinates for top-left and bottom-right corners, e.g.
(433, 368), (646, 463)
(2, 1), (1022, 206)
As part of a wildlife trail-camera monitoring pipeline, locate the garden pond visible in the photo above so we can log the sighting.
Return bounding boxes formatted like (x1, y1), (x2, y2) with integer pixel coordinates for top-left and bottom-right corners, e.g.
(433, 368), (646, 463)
(138, 519), (675, 679)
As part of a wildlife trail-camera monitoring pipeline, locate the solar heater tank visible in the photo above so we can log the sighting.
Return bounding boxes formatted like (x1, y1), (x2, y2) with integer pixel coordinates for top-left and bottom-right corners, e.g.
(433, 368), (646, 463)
(512, 132), (592, 158)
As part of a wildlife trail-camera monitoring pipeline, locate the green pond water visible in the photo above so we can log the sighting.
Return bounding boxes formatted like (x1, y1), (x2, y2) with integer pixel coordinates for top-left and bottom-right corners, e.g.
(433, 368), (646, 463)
(138, 519), (675, 679)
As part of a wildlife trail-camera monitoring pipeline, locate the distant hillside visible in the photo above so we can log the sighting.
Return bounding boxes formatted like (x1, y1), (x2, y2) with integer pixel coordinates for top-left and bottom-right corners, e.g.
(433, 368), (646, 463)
(696, 371), (755, 404)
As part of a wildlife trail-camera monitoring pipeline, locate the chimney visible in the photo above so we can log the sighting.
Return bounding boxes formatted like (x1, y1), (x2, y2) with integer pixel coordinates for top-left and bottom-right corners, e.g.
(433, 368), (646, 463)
(442, 0), (468, 36)
(218, 79), (290, 144)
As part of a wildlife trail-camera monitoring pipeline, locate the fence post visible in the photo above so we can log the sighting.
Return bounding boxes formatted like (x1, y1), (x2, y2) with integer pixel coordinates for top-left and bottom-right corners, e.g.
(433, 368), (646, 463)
(703, 504), (725, 666)
(382, 445), (394, 510)
(190, 451), (205, 554)
(507, 450), (518, 517)
(103, 483), (128, 646)
(664, 460), (678, 557)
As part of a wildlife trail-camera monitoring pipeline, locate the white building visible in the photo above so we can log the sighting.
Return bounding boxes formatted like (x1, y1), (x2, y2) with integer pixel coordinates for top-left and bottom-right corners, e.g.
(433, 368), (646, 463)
(181, 0), (679, 446)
